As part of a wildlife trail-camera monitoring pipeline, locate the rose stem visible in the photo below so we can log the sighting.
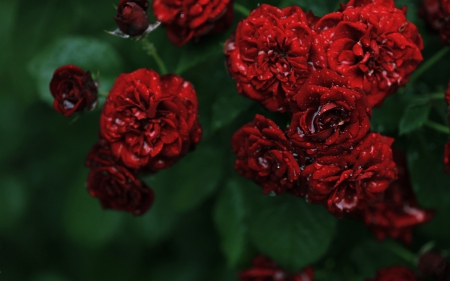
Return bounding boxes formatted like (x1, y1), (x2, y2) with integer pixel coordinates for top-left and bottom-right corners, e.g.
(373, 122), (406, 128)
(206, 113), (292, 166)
(425, 120), (450, 134)
(410, 47), (450, 83)
(428, 93), (445, 100)
(234, 3), (250, 17)
(142, 39), (168, 75)
(384, 240), (417, 264)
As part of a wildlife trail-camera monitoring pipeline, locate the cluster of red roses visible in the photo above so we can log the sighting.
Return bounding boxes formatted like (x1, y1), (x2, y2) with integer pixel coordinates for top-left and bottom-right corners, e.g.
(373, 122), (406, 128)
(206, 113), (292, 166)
(420, 0), (450, 46)
(227, 0), (434, 241)
(239, 253), (450, 281)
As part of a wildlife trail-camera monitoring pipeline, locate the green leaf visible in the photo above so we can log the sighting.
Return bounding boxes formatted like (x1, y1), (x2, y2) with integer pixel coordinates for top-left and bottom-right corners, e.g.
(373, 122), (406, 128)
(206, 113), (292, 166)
(211, 92), (253, 131)
(153, 142), (223, 212)
(399, 102), (431, 135)
(175, 40), (225, 75)
(213, 176), (253, 268)
(0, 177), (27, 231)
(63, 170), (124, 247)
(248, 191), (337, 272)
(27, 36), (123, 105)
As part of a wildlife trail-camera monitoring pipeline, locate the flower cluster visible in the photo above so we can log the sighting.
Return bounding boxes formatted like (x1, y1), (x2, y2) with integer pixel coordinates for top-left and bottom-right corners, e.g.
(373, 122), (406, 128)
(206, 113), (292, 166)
(230, 0), (429, 227)
(419, 0), (450, 45)
(86, 69), (202, 215)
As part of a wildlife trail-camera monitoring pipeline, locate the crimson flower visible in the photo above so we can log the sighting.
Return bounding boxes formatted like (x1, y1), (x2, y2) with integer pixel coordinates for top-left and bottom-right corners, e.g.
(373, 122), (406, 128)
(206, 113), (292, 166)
(361, 151), (434, 243)
(419, 0), (450, 45)
(287, 69), (372, 156)
(85, 143), (154, 216)
(303, 133), (398, 216)
(311, 2), (423, 107)
(115, 0), (150, 36)
(232, 114), (302, 195)
(152, 0), (233, 46)
(365, 266), (420, 281)
(239, 256), (314, 281)
(100, 69), (201, 171)
(49, 65), (98, 116)
(225, 4), (315, 113)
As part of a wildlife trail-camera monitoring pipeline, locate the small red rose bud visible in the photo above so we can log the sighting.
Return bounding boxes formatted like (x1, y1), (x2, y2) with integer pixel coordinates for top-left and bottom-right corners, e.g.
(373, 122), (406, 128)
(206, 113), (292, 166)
(418, 251), (450, 280)
(49, 65), (98, 116)
(115, 0), (150, 36)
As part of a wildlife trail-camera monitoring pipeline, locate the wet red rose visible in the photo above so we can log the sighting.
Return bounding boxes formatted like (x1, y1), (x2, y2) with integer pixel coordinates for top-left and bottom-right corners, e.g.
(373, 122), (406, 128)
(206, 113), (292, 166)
(85, 143), (154, 216)
(303, 133), (397, 216)
(311, 2), (423, 107)
(361, 151), (434, 243)
(418, 251), (450, 281)
(419, 0), (450, 45)
(232, 114), (302, 194)
(365, 266), (420, 281)
(239, 256), (314, 281)
(225, 4), (315, 113)
(287, 69), (372, 156)
(152, 0), (233, 46)
(100, 69), (201, 171)
(115, 0), (150, 36)
(49, 65), (98, 116)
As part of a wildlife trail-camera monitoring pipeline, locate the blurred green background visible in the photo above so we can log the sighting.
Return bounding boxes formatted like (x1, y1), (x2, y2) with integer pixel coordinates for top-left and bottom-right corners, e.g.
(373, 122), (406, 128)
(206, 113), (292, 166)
(1, 0), (450, 280)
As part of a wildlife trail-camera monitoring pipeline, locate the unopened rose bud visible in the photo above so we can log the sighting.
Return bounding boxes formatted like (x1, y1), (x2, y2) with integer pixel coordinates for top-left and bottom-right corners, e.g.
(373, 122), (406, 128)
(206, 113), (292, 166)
(115, 0), (149, 36)
(49, 65), (98, 116)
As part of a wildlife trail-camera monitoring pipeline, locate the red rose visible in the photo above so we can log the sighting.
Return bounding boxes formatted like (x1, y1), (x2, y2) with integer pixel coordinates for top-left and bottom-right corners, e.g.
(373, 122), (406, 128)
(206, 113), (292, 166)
(232, 114), (302, 195)
(365, 266), (420, 281)
(239, 256), (314, 281)
(419, 0), (450, 45)
(100, 69), (201, 171)
(115, 0), (150, 37)
(225, 4), (315, 113)
(287, 69), (372, 156)
(361, 151), (434, 243)
(341, 0), (395, 9)
(85, 143), (154, 216)
(152, 0), (233, 46)
(303, 133), (398, 216)
(49, 65), (98, 116)
(311, 2), (423, 107)
(443, 140), (450, 173)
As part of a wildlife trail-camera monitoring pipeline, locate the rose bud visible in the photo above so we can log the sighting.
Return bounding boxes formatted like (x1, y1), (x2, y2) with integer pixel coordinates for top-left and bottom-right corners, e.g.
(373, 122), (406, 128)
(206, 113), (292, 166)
(365, 266), (420, 281)
(287, 69), (372, 157)
(360, 151), (434, 244)
(115, 0), (150, 37)
(49, 65), (98, 116)
(85, 143), (154, 216)
(232, 114), (302, 195)
(303, 133), (398, 216)
(99, 69), (201, 171)
(225, 4), (315, 113)
(239, 255), (314, 281)
(311, 1), (423, 107)
(152, 0), (233, 46)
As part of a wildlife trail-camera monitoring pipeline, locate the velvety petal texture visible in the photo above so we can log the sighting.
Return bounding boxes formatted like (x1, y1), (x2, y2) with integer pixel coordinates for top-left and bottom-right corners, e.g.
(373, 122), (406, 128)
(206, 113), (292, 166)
(225, 4), (315, 113)
(85, 143), (154, 216)
(232, 114), (302, 194)
(152, 0), (233, 46)
(312, 1), (423, 107)
(100, 69), (202, 171)
(303, 133), (398, 216)
(239, 256), (314, 281)
(49, 65), (98, 116)
(115, 0), (150, 36)
(287, 69), (372, 156)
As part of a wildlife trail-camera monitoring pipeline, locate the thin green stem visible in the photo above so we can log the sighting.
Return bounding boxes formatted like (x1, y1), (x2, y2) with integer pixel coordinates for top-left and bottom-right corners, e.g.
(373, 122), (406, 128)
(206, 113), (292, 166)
(425, 120), (450, 134)
(142, 40), (168, 75)
(384, 241), (417, 264)
(234, 3), (251, 17)
(410, 47), (450, 83)
(428, 92), (445, 100)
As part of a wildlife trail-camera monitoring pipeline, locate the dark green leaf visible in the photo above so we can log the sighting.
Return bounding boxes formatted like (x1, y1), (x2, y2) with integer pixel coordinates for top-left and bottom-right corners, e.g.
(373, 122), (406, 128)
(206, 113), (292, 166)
(0, 177), (27, 231)
(248, 192), (337, 272)
(214, 176), (253, 268)
(176, 40), (225, 75)
(212, 92), (253, 131)
(27, 36), (123, 104)
(399, 102), (431, 135)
